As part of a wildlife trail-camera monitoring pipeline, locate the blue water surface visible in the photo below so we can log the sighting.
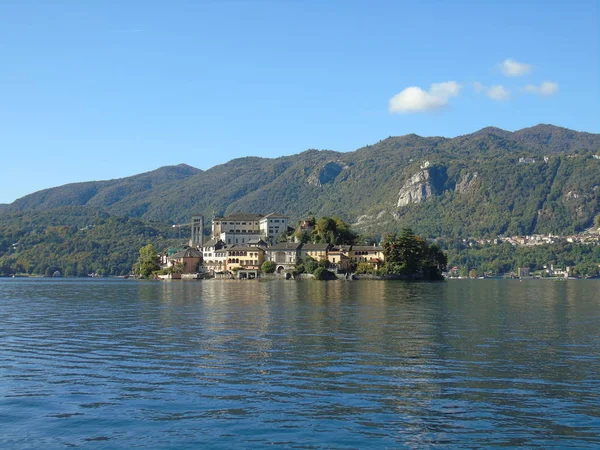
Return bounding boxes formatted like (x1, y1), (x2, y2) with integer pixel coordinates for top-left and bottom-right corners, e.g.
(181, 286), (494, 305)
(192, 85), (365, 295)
(0, 278), (599, 449)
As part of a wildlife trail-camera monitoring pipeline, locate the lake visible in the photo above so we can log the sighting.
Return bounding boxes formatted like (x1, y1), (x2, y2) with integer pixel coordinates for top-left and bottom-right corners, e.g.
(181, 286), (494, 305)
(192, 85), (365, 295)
(0, 278), (599, 449)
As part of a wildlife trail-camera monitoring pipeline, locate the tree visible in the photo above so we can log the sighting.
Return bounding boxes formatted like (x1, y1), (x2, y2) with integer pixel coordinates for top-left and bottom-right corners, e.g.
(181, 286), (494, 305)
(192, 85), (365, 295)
(133, 244), (160, 278)
(261, 260), (276, 273)
(313, 266), (336, 280)
(469, 269), (478, 278)
(382, 228), (447, 279)
(311, 216), (358, 245)
(356, 262), (376, 274)
(304, 256), (319, 274)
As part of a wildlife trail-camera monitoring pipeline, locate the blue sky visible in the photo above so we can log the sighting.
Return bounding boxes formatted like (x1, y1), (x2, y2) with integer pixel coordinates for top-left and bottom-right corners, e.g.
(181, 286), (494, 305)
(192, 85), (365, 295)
(1, 0), (598, 204)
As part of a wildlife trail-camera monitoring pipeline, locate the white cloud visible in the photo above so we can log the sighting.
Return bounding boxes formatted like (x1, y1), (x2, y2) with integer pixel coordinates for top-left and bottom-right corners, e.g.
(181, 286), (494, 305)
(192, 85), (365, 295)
(524, 81), (559, 96)
(472, 81), (484, 93)
(388, 81), (461, 113)
(501, 59), (532, 77)
(486, 85), (511, 101)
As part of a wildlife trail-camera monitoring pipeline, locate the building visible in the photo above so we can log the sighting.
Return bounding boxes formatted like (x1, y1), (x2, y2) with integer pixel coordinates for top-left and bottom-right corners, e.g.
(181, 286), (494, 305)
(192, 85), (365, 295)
(265, 242), (302, 273)
(208, 248), (228, 273)
(518, 267), (530, 277)
(225, 246), (265, 271)
(259, 213), (289, 242)
(327, 245), (352, 269)
(349, 245), (385, 270)
(201, 238), (226, 273)
(211, 212), (290, 245)
(167, 248), (202, 274)
(300, 243), (330, 262)
(190, 214), (204, 248)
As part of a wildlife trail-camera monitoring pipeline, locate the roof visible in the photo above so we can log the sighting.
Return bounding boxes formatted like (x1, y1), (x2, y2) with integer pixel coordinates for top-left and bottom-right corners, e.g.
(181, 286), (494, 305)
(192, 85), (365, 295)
(215, 213), (264, 221)
(247, 238), (268, 245)
(226, 245), (265, 253)
(169, 248), (202, 259)
(329, 245), (351, 253)
(267, 242), (302, 251)
(352, 246), (384, 252)
(261, 212), (289, 219)
(301, 243), (330, 251)
(203, 238), (223, 248)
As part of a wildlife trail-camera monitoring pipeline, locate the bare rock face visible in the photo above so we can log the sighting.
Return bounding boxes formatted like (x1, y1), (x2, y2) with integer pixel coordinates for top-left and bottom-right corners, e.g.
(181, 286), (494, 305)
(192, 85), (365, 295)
(455, 172), (479, 193)
(397, 170), (433, 206)
(307, 161), (347, 186)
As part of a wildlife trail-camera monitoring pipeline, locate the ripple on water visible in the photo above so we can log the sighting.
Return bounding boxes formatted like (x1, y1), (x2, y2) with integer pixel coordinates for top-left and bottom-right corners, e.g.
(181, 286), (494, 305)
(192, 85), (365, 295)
(0, 278), (599, 449)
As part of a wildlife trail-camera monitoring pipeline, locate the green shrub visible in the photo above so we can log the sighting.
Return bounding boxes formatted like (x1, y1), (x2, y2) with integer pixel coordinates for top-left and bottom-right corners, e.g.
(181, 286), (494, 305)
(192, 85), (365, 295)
(261, 260), (276, 273)
(313, 266), (336, 280)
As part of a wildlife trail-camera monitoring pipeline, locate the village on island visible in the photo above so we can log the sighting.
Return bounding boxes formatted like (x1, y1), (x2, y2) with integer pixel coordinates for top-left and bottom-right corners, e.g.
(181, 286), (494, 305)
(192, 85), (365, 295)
(153, 213), (389, 281)
(136, 212), (600, 282)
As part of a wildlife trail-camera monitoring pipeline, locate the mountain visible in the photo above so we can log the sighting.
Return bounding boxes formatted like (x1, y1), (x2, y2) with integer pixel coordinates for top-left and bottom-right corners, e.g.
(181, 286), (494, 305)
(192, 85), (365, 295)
(4, 124), (599, 239)
(2, 124), (599, 277)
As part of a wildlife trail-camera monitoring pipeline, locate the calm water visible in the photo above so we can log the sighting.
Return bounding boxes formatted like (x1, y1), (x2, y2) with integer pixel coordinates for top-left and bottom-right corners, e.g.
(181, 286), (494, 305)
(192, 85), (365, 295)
(0, 279), (599, 449)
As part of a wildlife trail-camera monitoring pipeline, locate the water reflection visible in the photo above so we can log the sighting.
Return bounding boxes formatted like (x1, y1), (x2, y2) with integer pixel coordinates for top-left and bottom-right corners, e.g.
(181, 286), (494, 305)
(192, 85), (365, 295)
(0, 278), (598, 449)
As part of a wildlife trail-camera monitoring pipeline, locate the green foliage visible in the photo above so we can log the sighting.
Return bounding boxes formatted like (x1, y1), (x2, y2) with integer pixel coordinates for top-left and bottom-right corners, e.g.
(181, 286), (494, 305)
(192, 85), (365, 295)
(1, 125), (598, 240)
(133, 244), (160, 278)
(261, 260), (276, 273)
(311, 216), (358, 245)
(381, 228), (447, 280)
(355, 262), (376, 274)
(318, 258), (330, 269)
(1, 125), (598, 277)
(304, 256), (319, 274)
(0, 207), (177, 277)
(157, 262), (184, 275)
(441, 239), (600, 276)
(313, 266), (336, 280)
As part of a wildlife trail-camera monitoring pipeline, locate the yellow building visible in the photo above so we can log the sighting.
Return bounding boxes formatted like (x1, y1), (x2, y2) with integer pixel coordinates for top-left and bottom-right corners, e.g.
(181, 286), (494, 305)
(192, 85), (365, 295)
(349, 246), (385, 270)
(225, 246), (265, 271)
(327, 245), (352, 268)
(300, 243), (330, 262)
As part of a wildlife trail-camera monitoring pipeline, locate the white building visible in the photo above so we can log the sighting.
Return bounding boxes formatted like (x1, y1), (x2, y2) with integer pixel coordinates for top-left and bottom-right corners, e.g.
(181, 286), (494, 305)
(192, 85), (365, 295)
(211, 212), (289, 245)
(259, 213), (289, 242)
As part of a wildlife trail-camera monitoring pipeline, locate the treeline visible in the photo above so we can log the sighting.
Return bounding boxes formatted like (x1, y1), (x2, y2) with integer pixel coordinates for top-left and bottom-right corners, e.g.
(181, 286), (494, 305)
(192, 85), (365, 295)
(440, 239), (600, 277)
(0, 208), (178, 277)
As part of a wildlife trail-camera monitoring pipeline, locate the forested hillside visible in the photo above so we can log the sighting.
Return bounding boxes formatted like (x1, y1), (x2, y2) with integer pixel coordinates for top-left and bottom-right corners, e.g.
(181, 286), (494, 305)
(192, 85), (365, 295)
(0, 207), (177, 276)
(1, 124), (599, 276)
(4, 124), (599, 239)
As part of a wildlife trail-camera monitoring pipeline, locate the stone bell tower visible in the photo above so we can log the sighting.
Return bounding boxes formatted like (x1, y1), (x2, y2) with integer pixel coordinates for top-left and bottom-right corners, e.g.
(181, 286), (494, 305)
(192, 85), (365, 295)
(190, 214), (204, 248)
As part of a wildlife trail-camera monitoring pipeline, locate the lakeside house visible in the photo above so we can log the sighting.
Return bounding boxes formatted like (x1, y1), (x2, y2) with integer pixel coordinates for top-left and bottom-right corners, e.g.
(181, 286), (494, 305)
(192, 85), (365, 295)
(167, 248), (202, 274)
(300, 243), (330, 262)
(265, 242), (303, 273)
(349, 246), (385, 270)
